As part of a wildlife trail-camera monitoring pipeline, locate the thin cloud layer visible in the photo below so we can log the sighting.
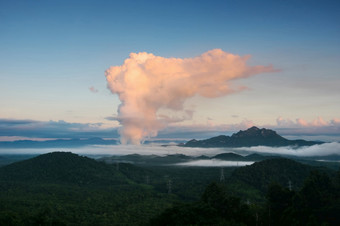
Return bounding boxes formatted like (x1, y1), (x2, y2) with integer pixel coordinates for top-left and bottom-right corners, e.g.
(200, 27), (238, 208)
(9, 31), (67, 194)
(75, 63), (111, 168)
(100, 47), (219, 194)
(106, 49), (275, 144)
(176, 159), (254, 167)
(0, 119), (118, 139)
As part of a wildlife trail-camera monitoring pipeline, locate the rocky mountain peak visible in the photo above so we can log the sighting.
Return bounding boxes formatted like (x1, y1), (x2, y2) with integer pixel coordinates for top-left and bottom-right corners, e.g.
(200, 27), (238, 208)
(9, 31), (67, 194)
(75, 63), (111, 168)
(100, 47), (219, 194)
(232, 126), (278, 138)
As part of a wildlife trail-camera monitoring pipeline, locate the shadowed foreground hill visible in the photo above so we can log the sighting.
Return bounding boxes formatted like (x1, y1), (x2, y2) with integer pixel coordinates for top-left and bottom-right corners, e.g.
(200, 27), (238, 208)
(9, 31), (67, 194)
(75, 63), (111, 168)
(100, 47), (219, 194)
(150, 170), (340, 226)
(0, 152), (128, 185)
(0, 152), (175, 225)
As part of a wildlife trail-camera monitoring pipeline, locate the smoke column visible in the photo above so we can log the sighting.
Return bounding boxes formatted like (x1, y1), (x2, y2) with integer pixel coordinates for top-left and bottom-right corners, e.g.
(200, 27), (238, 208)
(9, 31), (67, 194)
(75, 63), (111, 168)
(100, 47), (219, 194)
(105, 49), (275, 144)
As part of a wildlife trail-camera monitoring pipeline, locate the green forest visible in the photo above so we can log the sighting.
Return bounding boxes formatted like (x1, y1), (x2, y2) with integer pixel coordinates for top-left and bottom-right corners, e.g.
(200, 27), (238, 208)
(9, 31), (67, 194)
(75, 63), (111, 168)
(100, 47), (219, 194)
(0, 152), (339, 225)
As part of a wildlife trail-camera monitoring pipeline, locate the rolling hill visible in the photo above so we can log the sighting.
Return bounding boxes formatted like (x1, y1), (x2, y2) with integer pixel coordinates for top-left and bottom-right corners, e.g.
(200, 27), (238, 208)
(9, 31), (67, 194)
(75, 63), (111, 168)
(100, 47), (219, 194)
(0, 152), (128, 185)
(229, 158), (327, 192)
(0, 151), (338, 225)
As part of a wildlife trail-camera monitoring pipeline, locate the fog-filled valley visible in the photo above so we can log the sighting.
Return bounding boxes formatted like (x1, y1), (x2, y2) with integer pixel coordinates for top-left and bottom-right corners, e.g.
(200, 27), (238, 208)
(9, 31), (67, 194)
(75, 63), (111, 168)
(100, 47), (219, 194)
(0, 143), (339, 225)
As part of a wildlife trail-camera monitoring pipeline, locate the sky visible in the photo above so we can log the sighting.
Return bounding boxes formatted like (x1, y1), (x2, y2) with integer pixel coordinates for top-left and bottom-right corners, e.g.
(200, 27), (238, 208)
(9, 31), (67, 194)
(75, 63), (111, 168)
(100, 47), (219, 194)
(1, 0), (340, 143)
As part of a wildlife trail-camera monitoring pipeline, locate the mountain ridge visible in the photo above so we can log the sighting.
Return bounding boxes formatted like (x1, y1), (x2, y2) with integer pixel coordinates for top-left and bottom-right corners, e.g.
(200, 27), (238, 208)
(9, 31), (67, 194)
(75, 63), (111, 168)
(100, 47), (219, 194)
(183, 126), (323, 148)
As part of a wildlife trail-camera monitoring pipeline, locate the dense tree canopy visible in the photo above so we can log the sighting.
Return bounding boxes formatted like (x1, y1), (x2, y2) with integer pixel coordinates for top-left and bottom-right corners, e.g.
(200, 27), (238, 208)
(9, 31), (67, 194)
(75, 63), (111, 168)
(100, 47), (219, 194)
(0, 152), (339, 225)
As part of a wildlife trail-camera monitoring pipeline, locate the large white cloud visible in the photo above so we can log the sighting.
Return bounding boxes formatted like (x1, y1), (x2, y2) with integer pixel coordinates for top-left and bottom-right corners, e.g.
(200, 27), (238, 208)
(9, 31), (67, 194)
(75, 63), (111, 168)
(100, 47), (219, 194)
(106, 49), (275, 144)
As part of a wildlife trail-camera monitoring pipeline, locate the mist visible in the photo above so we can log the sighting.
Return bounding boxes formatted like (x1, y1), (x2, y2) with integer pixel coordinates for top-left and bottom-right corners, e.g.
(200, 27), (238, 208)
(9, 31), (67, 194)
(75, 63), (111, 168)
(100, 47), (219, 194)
(176, 159), (254, 167)
(236, 142), (340, 157)
(1, 142), (339, 158)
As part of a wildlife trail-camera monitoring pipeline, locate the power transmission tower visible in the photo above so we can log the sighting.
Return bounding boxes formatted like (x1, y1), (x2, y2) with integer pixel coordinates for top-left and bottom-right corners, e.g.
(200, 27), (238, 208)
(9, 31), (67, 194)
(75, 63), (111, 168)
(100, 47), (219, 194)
(145, 175), (150, 185)
(167, 179), (172, 194)
(288, 180), (292, 191)
(255, 212), (259, 226)
(116, 162), (119, 171)
(220, 168), (225, 182)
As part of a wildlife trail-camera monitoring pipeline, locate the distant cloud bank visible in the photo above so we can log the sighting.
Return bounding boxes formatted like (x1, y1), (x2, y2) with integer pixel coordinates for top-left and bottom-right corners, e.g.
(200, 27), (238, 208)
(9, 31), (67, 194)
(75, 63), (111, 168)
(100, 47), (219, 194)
(0, 118), (118, 140)
(0, 116), (339, 143)
(237, 142), (340, 157)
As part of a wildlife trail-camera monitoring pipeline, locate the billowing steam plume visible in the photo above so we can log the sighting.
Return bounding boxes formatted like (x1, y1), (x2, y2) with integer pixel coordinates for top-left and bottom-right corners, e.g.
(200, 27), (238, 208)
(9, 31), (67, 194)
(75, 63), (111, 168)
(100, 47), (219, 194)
(105, 49), (275, 144)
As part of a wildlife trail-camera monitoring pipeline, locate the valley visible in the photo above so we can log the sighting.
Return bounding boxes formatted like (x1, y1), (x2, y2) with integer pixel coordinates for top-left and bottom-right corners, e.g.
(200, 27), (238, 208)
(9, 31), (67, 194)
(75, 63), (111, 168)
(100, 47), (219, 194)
(0, 151), (339, 225)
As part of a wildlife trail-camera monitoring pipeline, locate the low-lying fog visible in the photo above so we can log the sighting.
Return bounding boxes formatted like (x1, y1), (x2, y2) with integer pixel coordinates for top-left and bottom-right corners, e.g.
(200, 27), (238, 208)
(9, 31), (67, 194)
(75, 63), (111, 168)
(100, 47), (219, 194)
(1, 142), (340, 156)
(176, 160), (254, 167)
(237, 142), (340, 157)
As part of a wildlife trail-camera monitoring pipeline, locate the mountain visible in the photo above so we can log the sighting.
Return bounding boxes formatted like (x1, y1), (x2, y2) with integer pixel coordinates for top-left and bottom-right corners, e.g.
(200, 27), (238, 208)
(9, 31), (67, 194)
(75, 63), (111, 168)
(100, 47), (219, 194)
(0, 152), (127, 185)
(183, 126), (323, 148)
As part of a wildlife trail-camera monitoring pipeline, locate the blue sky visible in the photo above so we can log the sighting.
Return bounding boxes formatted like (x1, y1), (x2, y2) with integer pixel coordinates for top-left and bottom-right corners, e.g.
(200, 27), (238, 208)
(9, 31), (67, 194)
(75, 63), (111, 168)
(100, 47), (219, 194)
(0, 0), (340, 141)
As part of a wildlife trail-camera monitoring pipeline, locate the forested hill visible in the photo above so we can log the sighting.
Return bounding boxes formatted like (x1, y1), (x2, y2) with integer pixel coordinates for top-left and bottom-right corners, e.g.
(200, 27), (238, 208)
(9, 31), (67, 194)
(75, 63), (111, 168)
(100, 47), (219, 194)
(0, 152), (338, 225)
(183, 126), (323, 147)
(0, 152), (176, 225)
(230, 158), (332, 192)
(0, 152), (128, 185)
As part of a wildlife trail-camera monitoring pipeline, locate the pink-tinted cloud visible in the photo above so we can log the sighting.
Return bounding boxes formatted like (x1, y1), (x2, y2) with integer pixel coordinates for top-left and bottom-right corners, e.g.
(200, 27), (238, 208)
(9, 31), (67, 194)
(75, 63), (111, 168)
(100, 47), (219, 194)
(276, 117), (295, 127)
(296, 118), (309, 127)
(311, 116), (328, 127)
(105, 49), (275, 144)
(277, 116), (339, 128)
(274, 116), (340, 140)
(331, 118), (340, 124)
(89, 86), (98, 93)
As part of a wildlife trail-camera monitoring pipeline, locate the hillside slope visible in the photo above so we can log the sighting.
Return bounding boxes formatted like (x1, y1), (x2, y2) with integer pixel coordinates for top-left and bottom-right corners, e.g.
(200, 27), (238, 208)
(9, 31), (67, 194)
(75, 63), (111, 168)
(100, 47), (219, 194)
(229, 158), (327, 192)
(0, 152), (128, 185)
